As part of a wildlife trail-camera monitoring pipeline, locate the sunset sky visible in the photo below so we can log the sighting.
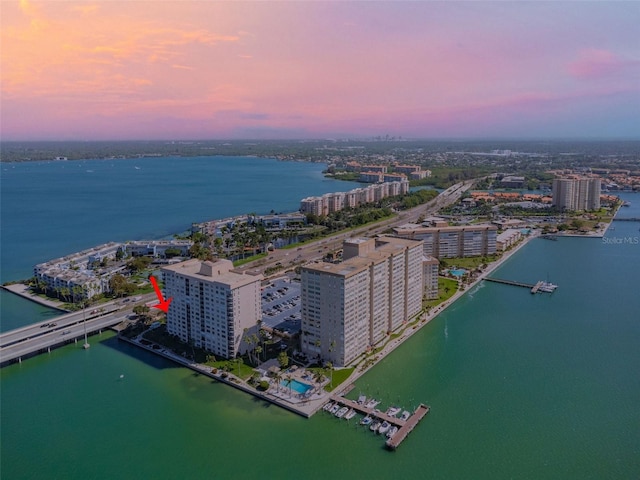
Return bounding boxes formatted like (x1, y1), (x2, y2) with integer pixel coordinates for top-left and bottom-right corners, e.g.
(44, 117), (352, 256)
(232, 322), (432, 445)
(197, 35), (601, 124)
(1, 1), (639, 140)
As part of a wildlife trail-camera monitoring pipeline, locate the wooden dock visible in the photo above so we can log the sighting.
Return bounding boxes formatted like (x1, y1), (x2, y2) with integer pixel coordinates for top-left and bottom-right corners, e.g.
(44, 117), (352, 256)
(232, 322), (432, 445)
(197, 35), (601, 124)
(329, 395), (405, 427)
(386, 404), (430, 450)
(484, 277), (534, 289)
(328, 394), (430, 450)
(484, 277), (553, 294)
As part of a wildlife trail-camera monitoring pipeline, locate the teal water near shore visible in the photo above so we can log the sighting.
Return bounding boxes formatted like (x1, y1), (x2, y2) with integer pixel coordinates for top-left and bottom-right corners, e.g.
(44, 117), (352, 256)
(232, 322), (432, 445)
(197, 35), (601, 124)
(1, 157), (639, 479)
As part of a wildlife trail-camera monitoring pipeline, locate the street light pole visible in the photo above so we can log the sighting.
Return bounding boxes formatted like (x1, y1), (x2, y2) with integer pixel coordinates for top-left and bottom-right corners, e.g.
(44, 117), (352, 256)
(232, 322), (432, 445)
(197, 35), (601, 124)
(82, 300), (90, 349)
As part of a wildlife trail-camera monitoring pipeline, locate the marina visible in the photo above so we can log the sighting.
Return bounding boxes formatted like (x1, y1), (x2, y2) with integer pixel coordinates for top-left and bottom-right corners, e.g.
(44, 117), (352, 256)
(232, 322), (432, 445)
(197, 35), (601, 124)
(484, 277), (558, 294)
(326, 387), (431, 450)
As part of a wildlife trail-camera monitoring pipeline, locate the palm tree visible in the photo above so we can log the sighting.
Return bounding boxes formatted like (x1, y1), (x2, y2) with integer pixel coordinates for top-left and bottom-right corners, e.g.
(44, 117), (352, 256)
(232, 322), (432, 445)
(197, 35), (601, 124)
(273, 371), (283, 392)
(325, 361), (333, 389)
(286, 374), (293, 397)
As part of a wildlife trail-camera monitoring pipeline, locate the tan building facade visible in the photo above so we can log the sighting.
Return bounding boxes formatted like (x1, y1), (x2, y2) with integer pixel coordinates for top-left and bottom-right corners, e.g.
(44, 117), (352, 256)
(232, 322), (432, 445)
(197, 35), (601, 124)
(162, 259), (262, 360)
(393, 224), (497, 259)
(300, 237), (423, 367)
(552, 177), (601, 211)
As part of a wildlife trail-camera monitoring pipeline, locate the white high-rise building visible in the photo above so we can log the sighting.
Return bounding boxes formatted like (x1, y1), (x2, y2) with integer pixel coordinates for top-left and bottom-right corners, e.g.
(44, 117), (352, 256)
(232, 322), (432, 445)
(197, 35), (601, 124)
(552, 177), (601, 211)
(162, 259), (262, 359)
(300, 237), (423, 367)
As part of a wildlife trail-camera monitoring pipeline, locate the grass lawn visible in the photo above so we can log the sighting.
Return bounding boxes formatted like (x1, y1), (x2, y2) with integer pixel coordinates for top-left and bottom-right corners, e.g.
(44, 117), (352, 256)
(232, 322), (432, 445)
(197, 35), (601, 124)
(206, 359), (255, 380)
(425, 277), (458, 308)
(233, 252), (268, 267)
(324, 367), (355, 392)
(440, 255), (499, 271)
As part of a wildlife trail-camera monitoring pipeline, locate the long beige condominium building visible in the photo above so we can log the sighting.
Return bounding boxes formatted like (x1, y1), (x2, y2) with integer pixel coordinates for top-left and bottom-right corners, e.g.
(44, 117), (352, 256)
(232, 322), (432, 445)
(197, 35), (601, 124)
(552, 177), (601, 211)
(162, 259), (262, 360)
(300, 236), (423, 367)
(392, 224), (497, 258)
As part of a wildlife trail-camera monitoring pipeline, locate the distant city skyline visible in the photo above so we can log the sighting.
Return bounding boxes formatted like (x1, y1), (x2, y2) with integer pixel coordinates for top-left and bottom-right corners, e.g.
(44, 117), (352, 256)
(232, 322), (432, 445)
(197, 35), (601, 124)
(2, 1), (639, 141)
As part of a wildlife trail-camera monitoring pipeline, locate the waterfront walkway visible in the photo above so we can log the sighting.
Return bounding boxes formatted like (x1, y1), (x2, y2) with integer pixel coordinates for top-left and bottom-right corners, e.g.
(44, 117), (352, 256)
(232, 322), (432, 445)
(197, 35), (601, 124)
(1, 284), (69, 312)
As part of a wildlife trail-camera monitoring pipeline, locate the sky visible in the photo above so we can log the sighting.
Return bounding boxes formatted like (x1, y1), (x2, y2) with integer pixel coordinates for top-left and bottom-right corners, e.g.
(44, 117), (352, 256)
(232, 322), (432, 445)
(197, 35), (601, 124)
(1, 0), (639, 141)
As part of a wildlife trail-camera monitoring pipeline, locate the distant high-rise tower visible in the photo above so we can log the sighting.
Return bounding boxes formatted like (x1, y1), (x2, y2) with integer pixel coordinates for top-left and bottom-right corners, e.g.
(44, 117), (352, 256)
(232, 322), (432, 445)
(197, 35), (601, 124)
(552, 178), (601, 211)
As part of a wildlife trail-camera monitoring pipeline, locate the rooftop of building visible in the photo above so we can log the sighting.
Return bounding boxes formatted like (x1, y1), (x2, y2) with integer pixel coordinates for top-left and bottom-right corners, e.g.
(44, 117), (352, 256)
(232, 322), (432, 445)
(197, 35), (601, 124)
(162, 258), (263, 288)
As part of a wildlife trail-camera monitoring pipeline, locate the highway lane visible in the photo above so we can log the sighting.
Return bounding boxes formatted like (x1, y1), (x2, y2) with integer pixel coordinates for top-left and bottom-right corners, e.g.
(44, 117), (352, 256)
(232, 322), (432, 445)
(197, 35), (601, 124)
(238, 180), (474, 277)
(0, 292), (157, 348)
(0, 311), (130, 364)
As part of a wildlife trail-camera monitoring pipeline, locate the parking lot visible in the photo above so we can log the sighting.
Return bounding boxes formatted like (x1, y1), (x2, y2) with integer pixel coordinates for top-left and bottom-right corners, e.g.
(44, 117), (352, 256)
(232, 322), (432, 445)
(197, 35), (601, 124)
(261, 277), (301, 335)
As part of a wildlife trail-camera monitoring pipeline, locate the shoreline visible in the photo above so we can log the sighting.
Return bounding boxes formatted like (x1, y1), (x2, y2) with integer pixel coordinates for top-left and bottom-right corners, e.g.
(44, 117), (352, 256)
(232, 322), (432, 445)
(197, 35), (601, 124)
(121, 231), (539, 417)
(334, 231), (539, 394)
(1, 284), (69, 312)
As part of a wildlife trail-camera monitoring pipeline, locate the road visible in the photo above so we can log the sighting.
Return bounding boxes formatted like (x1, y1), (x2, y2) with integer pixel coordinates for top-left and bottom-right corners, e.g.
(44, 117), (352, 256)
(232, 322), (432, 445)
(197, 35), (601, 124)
(0, 292), (158, 365)
(238, 180), (475, 277)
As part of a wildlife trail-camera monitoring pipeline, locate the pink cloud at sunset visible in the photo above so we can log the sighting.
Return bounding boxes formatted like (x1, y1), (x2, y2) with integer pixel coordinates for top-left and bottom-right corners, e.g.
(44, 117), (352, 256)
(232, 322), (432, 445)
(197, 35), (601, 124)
(1, 1), (639, 140)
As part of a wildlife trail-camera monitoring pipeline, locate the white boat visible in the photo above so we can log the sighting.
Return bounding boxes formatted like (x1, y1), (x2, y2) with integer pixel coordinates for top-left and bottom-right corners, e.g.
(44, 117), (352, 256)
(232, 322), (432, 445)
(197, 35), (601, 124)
(386, 406), (401, 417)
(335, 406), (349, 418)
(378, 421), (391, 435)
(357, 394), (367, 404)
(538, 281), (558, 293)
(330, 404), (340, 415)
(365, 398), (380, 409)
(370, 421), (381, 433)
(323, 402), (334, 412)
(386, 426), (399, 439)
(344, 409), (357, 420)
(360, 415), (372, 426)
(400, 410), (411, 421)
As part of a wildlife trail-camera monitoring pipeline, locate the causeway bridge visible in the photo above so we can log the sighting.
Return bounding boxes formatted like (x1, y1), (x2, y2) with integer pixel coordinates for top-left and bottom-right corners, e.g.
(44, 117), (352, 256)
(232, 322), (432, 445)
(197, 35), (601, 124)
(1, 306), (127, 366)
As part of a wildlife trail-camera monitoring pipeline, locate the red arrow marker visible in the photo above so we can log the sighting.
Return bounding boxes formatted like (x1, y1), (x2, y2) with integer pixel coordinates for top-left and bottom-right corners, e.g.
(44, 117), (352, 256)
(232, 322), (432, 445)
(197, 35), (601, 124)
(148, 275), (172, 313)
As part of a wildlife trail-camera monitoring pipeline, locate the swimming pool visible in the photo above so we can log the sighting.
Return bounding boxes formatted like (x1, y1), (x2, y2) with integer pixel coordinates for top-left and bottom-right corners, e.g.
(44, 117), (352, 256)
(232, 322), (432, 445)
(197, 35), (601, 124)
(281, 379), (312, 394)
(449, 268), (467, 277)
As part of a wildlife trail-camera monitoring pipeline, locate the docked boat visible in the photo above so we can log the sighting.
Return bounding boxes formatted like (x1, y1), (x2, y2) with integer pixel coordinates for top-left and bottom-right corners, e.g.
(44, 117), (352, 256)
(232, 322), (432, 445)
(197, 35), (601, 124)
(385, 406), (401, 417)
(335, 406), (349, 418)
(386, 426), (399, 439)
(357, 394), (367, 404)
(330, 404), (340, 415)
(365, 398), (380, 409)
(400, 410), (411, 421)
(360, 415), (372, 426)
(538, 281), (558, 293)
(378, 421), (391, 435)
(370, 421), (381, 433)
(323, 402), (334, 412)
(344, 409), (357, 420)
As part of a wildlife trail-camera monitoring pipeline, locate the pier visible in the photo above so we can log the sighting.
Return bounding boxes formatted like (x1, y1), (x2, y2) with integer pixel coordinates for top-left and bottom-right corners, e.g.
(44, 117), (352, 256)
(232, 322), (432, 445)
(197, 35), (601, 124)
(386, 404), (430, 450)
(328, 393), (430, 450)
(484, 277), (556, 294)
(484, 277), (535, 289)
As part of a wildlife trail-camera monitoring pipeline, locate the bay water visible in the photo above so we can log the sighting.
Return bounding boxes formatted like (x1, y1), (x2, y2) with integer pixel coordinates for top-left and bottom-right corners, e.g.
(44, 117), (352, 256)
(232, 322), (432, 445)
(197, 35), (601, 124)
(1, 157), (639, 479)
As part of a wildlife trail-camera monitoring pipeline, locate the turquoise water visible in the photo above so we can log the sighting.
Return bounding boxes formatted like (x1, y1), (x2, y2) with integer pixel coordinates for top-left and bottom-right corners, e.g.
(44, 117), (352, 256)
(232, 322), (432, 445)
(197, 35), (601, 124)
(1, 158), (639, 479)
(282, 378), (313, 394)
(449, 268), (467, 277)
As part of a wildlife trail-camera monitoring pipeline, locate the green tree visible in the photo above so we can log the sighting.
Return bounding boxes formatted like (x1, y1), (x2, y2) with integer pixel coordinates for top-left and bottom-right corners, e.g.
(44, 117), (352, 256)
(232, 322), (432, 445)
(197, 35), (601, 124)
(277, 350), (289, 369)
(109, 274), (129, 297)
(133, 304), (151, 321)
(128, 256), (152, 273)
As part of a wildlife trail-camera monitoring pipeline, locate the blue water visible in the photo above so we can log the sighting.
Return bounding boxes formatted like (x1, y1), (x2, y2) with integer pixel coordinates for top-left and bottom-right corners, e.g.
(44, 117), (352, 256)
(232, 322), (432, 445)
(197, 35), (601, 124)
(0, 156), (362, 331)
(1, 159), (639, 480)
(281, 379), (312, 394)
(449, 268), (467, 277)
